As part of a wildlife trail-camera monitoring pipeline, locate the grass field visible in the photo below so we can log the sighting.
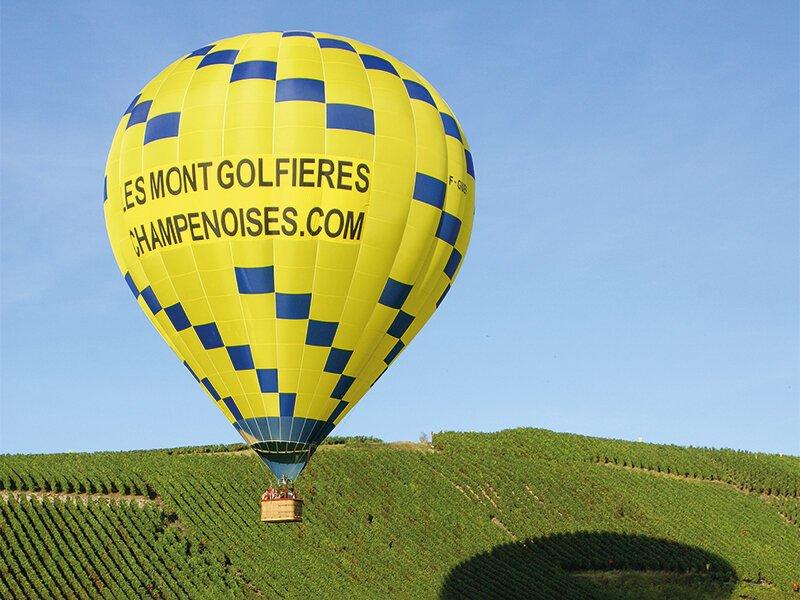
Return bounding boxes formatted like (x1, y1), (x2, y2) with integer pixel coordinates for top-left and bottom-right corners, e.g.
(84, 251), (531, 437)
(1, 428), (797, 598)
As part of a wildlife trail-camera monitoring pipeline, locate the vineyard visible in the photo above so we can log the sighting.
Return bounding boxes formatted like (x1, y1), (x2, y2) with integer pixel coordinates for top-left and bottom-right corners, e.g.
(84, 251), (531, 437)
(0, 428), (798, 598)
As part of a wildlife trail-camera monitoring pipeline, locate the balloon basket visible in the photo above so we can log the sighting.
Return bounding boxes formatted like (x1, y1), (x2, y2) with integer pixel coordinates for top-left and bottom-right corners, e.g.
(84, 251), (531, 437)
(261, 498), (303, 523)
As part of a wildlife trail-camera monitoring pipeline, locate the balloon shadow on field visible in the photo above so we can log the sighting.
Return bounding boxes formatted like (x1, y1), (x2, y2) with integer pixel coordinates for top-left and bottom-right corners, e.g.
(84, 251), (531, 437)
(440, 531), (736, 600)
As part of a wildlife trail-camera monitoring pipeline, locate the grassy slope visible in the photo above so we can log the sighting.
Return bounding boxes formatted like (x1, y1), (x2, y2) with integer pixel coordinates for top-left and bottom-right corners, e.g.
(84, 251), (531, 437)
(0, 428), (798, 599)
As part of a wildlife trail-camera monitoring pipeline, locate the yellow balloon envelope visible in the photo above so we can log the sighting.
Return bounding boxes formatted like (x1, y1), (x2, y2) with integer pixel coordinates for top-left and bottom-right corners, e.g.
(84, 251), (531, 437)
(104, 31), (475, 481)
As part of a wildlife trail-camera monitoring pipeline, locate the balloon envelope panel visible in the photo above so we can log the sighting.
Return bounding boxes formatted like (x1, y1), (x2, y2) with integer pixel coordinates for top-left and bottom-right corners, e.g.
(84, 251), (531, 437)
(104, 31), (474, 481)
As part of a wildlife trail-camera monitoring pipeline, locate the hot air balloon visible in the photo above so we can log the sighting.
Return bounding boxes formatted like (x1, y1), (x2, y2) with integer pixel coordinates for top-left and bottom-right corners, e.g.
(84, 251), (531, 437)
(104, 31), (474, 520)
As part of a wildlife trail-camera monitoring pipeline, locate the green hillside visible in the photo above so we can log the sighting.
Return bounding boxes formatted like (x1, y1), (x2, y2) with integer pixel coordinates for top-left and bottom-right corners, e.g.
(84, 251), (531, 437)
(1, 428), (798, 599)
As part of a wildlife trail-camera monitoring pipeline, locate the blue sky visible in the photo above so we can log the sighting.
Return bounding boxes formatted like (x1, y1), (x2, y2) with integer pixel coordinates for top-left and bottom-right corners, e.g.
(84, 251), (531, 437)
(1, 1), (797, 455)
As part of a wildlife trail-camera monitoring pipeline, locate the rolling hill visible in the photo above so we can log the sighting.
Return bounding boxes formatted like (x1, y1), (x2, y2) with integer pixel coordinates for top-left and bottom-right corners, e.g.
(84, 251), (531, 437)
(1, 428), (798, 598)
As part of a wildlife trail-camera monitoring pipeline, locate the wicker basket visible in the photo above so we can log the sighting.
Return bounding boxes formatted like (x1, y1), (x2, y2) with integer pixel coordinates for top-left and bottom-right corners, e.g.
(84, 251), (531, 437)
(261, 498), (303, 523)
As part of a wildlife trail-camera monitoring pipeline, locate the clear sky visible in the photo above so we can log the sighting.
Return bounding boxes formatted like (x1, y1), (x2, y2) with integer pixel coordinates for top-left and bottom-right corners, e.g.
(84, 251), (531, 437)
(1, 1), (797, 455)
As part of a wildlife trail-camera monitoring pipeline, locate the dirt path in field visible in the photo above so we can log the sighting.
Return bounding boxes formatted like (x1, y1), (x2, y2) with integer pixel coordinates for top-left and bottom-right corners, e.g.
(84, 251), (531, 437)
(595, 461), (798, 500)
(0, 489), (159, 506)
(490, 516), (517, 539)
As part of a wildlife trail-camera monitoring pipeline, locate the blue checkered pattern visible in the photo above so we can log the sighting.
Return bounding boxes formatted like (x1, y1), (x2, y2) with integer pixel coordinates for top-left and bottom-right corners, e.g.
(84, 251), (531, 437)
(231, 61), (277, 82)
(119, 267), (373, 418)
(306, 320), (338, 346)
(413, 173), (447, 209)
(223, 397), (244, 421)
(324, 348), (352, 374)
(318, 38), (355, 52)
(444, 248), (463, 279)
(123, 94), (141, 115)
(276, 293), (312, 319)
(198, 49), (239, 68)
(194, 322), (224, 350)
(331, 375), (355, 400)
(184, 361), (200, 382)
(165, 303), (191, 331)
(127, 100), (152, 128)
(436, 284), (451, 307)
(361, 54), (398, 76)
(202, 377), (221, 401)
(235, 266), (274, 294)
(384, 340), (405, 365)
(388, 311), (414, 338)
(187, 44), (215, 58)
(124, 272), (139, 297)
(140, 286), (162, 314)
(227, 345), (255, 370)
(276, 78), (325, 103)
(404, 80), (436, 107)
(144, 112), (180, 144)
(257, 369), (279, 393)
(327, 104), (375, 134)
(436, 212), (462, 246)
(440, 112), (462, 141)
(465, 149), (475, 178)
(111, 32), (475, 481)
(379, 278), (413, 309)
(279, 393), (296, 417)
